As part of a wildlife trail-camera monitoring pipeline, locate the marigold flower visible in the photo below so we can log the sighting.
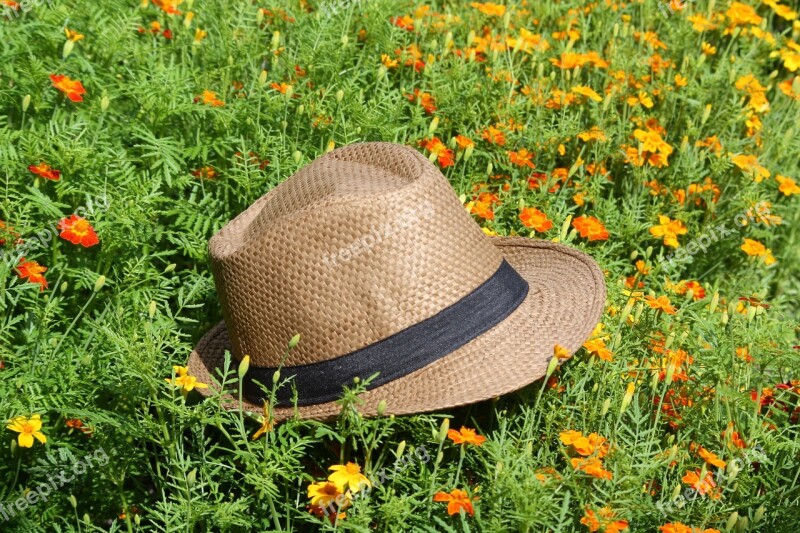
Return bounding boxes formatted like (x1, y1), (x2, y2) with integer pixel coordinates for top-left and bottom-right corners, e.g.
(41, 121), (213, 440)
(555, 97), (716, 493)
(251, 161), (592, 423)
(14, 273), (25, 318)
(470, 2), (505, 16)
(645, 295), (677, 315)
(381, 54), (399, 68)
(725, 2), (762, 27)
(64, 28), (84, 42)
(506, 148), (533, 168)
(776, 175), (800, 196)
(572, 215), (609, 241)
(407, 88), (436, 114)
(328, 462), (370, 493)
(58, 215), (99, 247)
(252, 401), (274, 440)
(633, 129), (672, 157)
(193, 28), (207, 43)
(153, 0), (183, 15)
(7, 414), (47, 448)
(554, 344), (571, 360)
(424, 137), (454, 168)
(577, 126), (606, 142)
(447, 426), (487, 446)
(649, 216), (687, 248)
(681, 469), (720, 499)
(659, 523), (721, 533)
(731, 154), (770, 182)
(741, 238), (776, 265)
(390, 15), (414, 31)
(195, 89), (225, 107)
(697, 447), (726, 469)
(581, 506), (629, 533)
(519, 207), (553, 233)
(455, 135), (474, 150)
(165, 365), (209, 392)
(28, 162), (61, 181)
(50, 74), (86, 102)
(571, 457), (613, 479)
(481, 125), (506, 145)
(433, 489), (477, 516)
(307, 480), (344, 508)
(572, 86), (602, 102)
(17, 258), (48, 290)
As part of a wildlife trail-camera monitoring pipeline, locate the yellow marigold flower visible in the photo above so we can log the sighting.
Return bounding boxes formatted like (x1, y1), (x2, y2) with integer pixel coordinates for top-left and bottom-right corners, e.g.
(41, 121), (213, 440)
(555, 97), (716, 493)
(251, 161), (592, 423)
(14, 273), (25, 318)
(674, 74), (688, 87)
(725, 2), (762, 27)
(64, 28), (84, 42)
(328, 462), (371, 493)
(649, 216), (687, 248)
(381, 54), (399, 68)
(193, 28), (207, 43)
(701, 42), (716, 56)
(577, 126), (606, 142)
(7, 414), (47, 448)
(741, 239), (776, 265)
(730, 154), (770, 182)
(634, 129), (673, 156)
(572, 85), (602, 102)
(307, 480), (345, 508)
(165, 365), (209, 392)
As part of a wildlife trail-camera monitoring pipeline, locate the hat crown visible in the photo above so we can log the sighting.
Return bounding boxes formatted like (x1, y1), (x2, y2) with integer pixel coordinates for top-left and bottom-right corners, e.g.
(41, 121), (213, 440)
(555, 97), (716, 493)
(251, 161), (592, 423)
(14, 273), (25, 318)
(209, 142), (503, 367)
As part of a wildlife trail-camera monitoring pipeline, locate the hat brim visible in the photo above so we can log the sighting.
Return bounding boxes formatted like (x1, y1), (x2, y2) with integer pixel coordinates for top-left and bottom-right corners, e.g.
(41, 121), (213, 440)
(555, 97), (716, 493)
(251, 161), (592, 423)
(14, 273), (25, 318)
(187, 237), (606, 422)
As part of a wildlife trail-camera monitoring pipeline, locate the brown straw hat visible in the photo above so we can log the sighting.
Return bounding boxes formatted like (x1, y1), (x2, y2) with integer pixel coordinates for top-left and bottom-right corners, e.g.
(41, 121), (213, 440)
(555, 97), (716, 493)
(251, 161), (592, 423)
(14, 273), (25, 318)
(188, 142), (605, 422)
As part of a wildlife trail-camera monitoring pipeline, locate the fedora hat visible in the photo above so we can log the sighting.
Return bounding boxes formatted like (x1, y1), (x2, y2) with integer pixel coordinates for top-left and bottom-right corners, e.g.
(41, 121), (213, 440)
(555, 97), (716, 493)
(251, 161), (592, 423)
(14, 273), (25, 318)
(188, 142), (605, 421)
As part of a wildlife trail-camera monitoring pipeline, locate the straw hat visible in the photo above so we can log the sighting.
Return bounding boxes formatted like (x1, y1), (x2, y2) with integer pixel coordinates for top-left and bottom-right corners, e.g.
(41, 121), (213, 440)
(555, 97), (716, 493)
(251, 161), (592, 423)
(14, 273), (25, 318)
(188, 142), (605, 421)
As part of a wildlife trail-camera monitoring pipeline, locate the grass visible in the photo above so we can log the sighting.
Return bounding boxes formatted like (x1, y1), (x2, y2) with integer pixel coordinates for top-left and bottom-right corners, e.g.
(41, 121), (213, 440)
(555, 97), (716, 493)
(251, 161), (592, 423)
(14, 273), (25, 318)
(1, 0), (799, 531)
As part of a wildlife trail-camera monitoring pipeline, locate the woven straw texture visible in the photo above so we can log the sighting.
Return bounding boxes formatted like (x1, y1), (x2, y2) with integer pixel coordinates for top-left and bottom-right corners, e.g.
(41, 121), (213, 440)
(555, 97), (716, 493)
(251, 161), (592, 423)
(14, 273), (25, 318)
(188, 142), (606, 421)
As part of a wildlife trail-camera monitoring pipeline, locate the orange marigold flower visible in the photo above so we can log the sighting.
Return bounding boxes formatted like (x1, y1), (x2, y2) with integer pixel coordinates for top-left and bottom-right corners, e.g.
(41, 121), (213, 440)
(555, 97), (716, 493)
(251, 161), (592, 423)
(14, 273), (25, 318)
(424, 137), (454, 168)
(17, 258), (48, 291)
(508, 148), (535, 168)
(390, 15), (414, 31)
(470, 1), (505, 16)
(697, 447), (726, 469)
(153, 0), (183, 15)
(519, 207), (553, 232)
(571, 457), (613, 479)
(659, 523), (721, 533)
(583, 337), (614, 361)
(481, 125), (506, 146)
(725, 2), (762, 27)
(741, 238), (776, 265)
(572, 215), (609, 241)
(731, 154), (770, 182)
(581, 506), (629, 533)
(28, 162), (61, 181)
(681, 469), (720, 499)
(407, 88), (436, 114)
(192, 166), (217, 179)
(50, 74), (86, 102)
(776, 175), (800, 196)
(58, 215), (99, 248)
(433, 489), (477, 516)
(572, 85), (602, 102)
(447, 426), (487, 446)
(560, 430), (610, 458)
(195, 90), (225, 106)
(455, 135), (474, 150)
(645, 295), (677, 315)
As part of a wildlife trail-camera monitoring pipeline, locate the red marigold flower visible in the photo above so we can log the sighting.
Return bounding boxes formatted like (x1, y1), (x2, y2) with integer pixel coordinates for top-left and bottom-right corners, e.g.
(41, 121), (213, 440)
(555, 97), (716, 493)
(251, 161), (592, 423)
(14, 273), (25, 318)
(572, 215), (609, 241)
(424, 138), (454, 168)
(447, 426), (487, 446)
(519, 207), (553, 232)
(17, 257), (48, 290)
(57, 215), (99, 247)
(28, 162), (61, 181)
(50, 74), (86, 102)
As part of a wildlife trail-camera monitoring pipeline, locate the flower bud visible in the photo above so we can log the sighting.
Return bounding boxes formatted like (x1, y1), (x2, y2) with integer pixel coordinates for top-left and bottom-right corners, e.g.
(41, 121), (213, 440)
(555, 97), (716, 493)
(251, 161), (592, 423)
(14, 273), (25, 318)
(620, 382), (635, 413)
(545, 356), (559, 380)
(148, 300), (157, 319)
(289, 333), (301, 348)
(377, 399), (387, 416)
(258, 70), (268, 87)
(93, 275), (106, 292)
(437, 418), (450, 443)
(427, 116), (439, 137)
(63, 40), (75, 59)
(272, 369), (280, 384)
(335, 89), (344, 103)
(238, 355), (250, 379)
(101, 95), (110, 112)
(22, 94), (31, 112)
